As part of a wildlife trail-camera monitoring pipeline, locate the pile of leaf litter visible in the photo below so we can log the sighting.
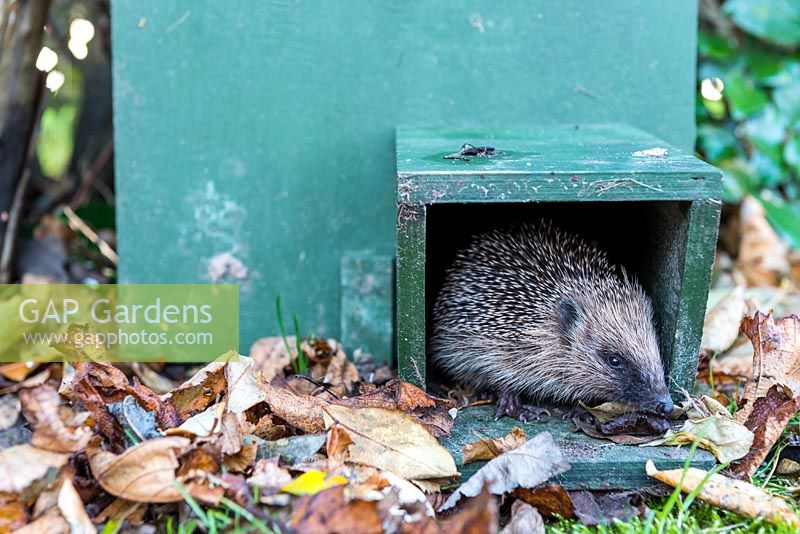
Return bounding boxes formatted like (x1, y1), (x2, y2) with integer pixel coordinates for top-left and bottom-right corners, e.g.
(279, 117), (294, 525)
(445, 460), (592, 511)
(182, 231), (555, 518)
(0, 317), (797, 534)
(0, 334), (565, 533)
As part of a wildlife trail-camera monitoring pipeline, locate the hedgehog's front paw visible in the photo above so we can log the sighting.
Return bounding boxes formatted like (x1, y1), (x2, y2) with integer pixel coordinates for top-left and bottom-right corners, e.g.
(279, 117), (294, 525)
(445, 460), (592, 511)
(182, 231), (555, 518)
(494, 391), (551, 422)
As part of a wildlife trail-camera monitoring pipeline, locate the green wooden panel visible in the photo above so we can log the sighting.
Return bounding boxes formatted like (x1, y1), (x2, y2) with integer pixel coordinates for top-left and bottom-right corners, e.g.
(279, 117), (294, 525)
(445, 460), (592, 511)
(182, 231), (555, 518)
(396, 205), (427, 387)
(112, 1), (701, 351)
(670, 200), (723, 394)
(441, 406), (716, 490)
(396, 125), (720, 203)
(340, 253), (394, 364)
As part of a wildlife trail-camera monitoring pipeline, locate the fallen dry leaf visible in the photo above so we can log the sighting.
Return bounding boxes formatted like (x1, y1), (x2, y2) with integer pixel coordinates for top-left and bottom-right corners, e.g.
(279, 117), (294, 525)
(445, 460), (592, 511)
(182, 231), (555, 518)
(439, 432), (569, 511)
(701, 286), (747, 354)
(13, 509), (68, 534)
(262, 382), (326, 433)
(0, 367), (50, 395)
(737, 196), (790, 287)
(0, 393), (20, 430)
(730, 385), (800, 478)
(218, 412), (243, 455)
(177, 403), (224, 436)
(131, 362), (174, 395)
(20, 384), (92, 453)
(322, 347), (360, 397)
(708, 339), (754, 382)
(776, 458), (800, 476)
(379, 470), (435, 520)
(646, 459), (800, 527)
(57, 478), (95, 533)
(580, 401), (638, 423)
(225, 357), (267, 414)
(60, 361), (130, 402)
(69, 376), (127, 451)
(177, 447), (221, 479)
(88, 436), (190, 503)
(250, 411), (288, 441)
(735, 312), (800, 423)
(326, 423), (353, 463)
(335, 379), (456, 437)
(441, 487), (498, 534)
(462, 427), (526, 464)
(282, 470), (348, 496)
(0, 444), (69, 493)
(165, 360), (228, 419)
(322, 404), (458, 480)
(572, 406), (671, 445)
(247, 458), (292, 491)
(290, 485), (382, 534)
(0, 500), (28, 532)
(568, 490), (647, 526)
(644, 404), (753, 464)
(501, 500), (544, 534)
(93, 496), (146, 527)
(0, 362), (38, 382)
(249, 336), (292, 382)
(512, 483), (574, 518)
(224, 439), (258, 473)
(62, 361), (179, 433)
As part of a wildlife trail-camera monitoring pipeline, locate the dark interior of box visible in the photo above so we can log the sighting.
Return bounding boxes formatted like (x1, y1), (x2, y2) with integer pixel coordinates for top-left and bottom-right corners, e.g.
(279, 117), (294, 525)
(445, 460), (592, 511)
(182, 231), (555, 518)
(425, 201), (692, 393)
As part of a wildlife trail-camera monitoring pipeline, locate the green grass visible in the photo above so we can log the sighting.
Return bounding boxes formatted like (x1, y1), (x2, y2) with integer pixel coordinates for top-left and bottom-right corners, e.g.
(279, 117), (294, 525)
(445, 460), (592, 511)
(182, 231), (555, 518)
(550, 436), (799, 533)
(549, 501), (793, 534)
(275, 295), (309, 374)
(172, 481), (281, 534)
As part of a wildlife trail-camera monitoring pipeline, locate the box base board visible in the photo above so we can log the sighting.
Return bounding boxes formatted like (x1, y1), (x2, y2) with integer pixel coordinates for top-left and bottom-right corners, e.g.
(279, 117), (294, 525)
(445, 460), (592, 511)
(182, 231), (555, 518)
(439, 405), (716, 490)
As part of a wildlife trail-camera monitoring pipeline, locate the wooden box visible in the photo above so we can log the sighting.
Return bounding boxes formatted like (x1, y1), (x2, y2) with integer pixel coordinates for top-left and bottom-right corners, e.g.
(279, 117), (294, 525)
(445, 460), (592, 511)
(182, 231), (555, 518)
(395, 124), (722, 488)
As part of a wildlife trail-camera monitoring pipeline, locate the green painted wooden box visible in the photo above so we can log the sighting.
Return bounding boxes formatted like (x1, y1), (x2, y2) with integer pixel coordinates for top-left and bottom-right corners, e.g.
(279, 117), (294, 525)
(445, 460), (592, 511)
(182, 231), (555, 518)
(395, 124), (721, 488)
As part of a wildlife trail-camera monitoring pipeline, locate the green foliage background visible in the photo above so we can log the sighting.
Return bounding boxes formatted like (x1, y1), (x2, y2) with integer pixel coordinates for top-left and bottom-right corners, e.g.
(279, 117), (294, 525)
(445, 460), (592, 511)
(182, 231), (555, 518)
(696, 0), (800, 249)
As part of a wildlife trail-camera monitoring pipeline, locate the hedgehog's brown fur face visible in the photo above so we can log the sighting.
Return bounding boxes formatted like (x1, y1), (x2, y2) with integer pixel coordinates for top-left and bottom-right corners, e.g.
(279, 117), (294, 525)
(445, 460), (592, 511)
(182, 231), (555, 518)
(548, 280), (672, 414)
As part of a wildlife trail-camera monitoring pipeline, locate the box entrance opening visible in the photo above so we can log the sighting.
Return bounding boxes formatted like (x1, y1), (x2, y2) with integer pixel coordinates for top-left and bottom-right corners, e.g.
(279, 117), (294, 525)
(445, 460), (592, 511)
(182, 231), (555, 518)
(425, 201), (692, 395)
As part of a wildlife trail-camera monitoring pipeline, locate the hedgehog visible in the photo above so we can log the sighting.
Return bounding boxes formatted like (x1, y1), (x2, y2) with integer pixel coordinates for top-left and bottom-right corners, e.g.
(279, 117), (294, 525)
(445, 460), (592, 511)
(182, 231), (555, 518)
(430, 221), (674, 421)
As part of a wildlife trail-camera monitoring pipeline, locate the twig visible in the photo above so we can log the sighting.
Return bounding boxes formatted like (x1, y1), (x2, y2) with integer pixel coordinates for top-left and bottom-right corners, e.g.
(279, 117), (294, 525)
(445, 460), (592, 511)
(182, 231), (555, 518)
(0, 59), (47, 283)
(0, 165), (29, 283)
(70, 138), (113, 208)
(62, 205), (118, 265)
(699, 0), (737, 40)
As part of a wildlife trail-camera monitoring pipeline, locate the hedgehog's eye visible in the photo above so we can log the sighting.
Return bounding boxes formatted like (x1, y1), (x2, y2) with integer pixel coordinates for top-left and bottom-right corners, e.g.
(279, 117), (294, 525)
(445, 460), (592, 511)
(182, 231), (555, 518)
(606, 353), (624, 369)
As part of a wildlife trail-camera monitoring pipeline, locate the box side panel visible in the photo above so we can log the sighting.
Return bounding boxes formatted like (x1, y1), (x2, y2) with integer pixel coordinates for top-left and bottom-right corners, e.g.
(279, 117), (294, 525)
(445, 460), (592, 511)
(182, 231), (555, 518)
(670, 200), (722, 394)
(396, 204), (427, 385)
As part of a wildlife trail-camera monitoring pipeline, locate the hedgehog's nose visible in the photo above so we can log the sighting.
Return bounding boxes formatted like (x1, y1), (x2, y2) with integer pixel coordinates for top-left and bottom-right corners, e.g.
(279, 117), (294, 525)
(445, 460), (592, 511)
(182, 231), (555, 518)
(655, 395), (674, 416)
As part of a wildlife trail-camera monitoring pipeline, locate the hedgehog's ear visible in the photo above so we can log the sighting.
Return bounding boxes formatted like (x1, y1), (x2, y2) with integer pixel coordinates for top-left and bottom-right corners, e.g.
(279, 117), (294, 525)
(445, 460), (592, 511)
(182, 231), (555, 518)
(557, 297), (582, 341)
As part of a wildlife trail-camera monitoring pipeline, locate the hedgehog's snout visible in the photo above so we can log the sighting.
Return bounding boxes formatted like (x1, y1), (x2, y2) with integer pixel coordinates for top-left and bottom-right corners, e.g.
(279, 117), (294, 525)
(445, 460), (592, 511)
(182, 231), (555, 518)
(653, 394), (674, 416)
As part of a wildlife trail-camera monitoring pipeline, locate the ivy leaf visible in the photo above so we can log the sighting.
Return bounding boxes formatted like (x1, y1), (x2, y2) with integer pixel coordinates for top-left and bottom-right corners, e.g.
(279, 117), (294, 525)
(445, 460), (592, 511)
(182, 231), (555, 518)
(773, 72), (800, 125)
(698, 32), (737, 61)
(758, 193), (800, 249)
(725, 71), (769, 119)
(745, 51), (787, 84)
(749, 150), (786, 187)
(724, 0), (800, 47)
(784, 135), (800, 174)
(697, 124), (740, 163)
(742, 105), (787, 156)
